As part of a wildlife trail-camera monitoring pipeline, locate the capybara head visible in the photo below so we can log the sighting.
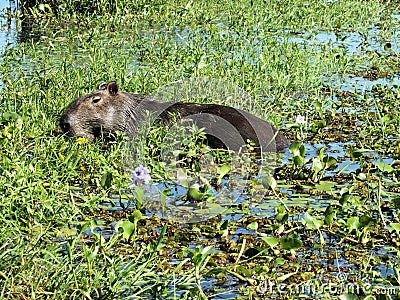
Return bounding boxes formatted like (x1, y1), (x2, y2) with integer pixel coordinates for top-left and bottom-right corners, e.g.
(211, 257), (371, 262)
(60, 81), (133, 140)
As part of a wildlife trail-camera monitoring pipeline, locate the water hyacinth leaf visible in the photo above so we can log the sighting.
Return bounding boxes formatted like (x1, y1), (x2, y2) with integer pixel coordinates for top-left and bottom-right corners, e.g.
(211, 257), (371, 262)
(275, 205), (288, 223)
(220, 220), (229, 230)
(375, 161), (394, 173)
(216, 164), (231, 184)
(390, 223), (400, 234)
(359, 215), (374, 227)
(247, 221), (258, 231)
(289, 142), (306, 157)
(293, 155), (304, 166)
(310, 120), (327, 132)
(323, 156), (337, 169)
(185, 245), (214, 265)
(128, 210), (143, 223)
(193, 205), (225, 215)
(187, 185), (205, 201)
(280, 234), (302, 250)
(391, 197), (400, 209)
(236, 265), (252, 277)
(262, 236), (279, 248)
(302, 212), (324, 230)
(314, 101), (323, 112)
(339, 192), (352, 205)
(315, 181), (336, 191)
(312, 157), (324, 173)
(347, 216), (360, 233)
(101, 171), (113, 189)
(348, 148), (373, 160)
(1, 111), (21, 120)
(262, 173), (277, 190)
(116, 220), (136, 241)
(324, 205), (336, 226)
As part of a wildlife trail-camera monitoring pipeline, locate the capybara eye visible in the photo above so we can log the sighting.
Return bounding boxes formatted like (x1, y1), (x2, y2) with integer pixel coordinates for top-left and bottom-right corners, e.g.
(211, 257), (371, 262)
(98, 82), (107, 90)
(92, 96), (102, 104)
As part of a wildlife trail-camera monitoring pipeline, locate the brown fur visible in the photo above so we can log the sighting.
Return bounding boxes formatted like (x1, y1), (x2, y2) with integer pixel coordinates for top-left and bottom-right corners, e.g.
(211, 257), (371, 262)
(60, 81), (289, 152)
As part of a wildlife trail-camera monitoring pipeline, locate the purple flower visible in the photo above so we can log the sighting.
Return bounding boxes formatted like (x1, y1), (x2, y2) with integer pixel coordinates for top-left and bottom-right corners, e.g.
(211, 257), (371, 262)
(130, 165), (151, 186)
(295, 115), (306, 124)
(58, 6), (66, 11)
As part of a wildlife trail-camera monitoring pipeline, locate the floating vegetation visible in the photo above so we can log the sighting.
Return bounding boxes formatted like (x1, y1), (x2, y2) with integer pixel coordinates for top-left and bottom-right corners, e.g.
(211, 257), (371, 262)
(0, 0), (399, 299)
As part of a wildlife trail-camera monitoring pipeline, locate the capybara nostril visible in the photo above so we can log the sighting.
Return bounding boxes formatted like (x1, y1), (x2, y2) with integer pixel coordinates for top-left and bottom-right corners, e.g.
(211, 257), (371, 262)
(60, 115), (70, 133)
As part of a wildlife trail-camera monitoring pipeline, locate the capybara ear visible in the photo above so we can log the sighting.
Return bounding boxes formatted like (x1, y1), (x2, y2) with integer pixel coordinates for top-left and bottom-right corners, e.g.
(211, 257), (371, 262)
(98, 82), (107, 90)
(107, 81), (118, 96)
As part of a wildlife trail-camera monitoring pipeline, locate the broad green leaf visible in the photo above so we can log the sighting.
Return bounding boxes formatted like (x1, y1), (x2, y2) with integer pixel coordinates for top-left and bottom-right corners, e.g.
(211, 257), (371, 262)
(390, 223), (400, 233)
(293, 155), (304, 166)
(128, 210), (143, 223)
(116, 220), (136, 241)
(217, 164), (231, 177)
(247, 221), (258, 231)
(280, 234), (302, 250)
(347, 216), (360, 233)
(324, 206), (336, 226)
(359, 215), (374, 227)
(262, 237), (279, 248)
(324, 156), (337, 169)
(101, 171), (113, 189)
(302, 212), (324, 230)
(312, 157), (323, 172)
(375, 161), (394, 173)
(262, 174), (277, 190)
(315, 181), (336, 191)
(188, 185), (205, 201)
(289, 142), (305, 157)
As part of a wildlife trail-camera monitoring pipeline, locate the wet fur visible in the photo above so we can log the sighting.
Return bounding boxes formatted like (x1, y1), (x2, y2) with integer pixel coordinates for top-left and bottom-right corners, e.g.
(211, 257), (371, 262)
(60, 81), (289, 153)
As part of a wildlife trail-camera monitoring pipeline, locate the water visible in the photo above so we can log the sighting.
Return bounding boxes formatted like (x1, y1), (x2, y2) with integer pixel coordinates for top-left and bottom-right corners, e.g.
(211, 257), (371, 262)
(284, 23), (400, 55)
(0, 0), (18, 49)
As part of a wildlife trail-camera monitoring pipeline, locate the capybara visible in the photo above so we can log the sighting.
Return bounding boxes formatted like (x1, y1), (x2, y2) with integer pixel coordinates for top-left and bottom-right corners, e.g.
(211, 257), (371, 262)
(60, 81), (289, 153)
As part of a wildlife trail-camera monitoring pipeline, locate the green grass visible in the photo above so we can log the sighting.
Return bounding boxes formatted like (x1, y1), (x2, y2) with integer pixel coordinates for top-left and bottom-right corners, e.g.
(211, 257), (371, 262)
(1, 0), (400, 299)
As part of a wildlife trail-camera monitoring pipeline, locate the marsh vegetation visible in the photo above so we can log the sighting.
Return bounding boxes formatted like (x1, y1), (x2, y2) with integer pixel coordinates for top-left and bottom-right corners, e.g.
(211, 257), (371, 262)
(0, 0), (399, 299)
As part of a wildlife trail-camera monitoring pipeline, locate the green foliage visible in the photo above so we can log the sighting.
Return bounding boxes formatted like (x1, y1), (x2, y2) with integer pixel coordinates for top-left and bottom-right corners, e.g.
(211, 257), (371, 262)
(1, 0), (400, 298)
